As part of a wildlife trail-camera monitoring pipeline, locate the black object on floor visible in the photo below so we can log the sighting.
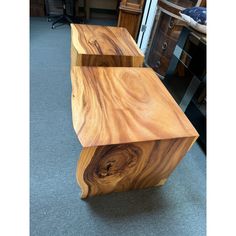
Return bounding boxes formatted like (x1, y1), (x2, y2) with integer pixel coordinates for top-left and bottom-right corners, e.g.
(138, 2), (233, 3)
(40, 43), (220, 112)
(45, 0), (81, 29)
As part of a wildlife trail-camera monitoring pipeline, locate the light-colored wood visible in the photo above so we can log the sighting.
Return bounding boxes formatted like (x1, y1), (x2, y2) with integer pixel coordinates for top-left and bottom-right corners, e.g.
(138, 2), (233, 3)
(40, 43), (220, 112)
(77, 137), (196, 198)
(117, 7), (142, 40)
(71, 66), (199, 198)
(71, 67), (198, 147)
(120, 0), (145, 9)
(70, 24), (144, 67)
(117, 0), (145, 39)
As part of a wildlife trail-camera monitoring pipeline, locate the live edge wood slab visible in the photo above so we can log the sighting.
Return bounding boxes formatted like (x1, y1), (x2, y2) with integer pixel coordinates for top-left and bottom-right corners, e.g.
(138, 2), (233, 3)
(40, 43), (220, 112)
(71, 67), (199, 198)
(70, 24), (144, 67)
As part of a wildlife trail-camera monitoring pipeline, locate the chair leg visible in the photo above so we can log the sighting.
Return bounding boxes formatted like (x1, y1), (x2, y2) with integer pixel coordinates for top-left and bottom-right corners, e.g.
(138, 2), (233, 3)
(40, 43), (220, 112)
(51, 15), (64, 29)
(65, 15), (73, 23)
(51, 14), (74, 29)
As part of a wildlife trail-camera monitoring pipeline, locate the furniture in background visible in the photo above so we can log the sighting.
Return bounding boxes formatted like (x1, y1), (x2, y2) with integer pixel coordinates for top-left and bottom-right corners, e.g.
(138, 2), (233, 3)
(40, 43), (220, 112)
(117, 0), (145, 40)
(85, 0), (119, 20)
(30, 0), (45, 16)
(71, 67), (198, 198)
(70, 24), (144, 67)
(30, 0), (119, 22)
(146, 0), (206, 79)
(163, 26), (206, 151)
(45, 0), (78, 28)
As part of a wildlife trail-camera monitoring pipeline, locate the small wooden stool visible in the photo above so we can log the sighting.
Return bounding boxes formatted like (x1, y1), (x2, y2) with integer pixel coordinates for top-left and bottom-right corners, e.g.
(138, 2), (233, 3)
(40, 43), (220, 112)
(70, 24), (144, 67)
(71, 67), (199, 198)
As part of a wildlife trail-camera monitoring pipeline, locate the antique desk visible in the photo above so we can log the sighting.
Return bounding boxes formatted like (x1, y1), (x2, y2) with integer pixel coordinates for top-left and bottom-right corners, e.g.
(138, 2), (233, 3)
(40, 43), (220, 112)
(70, 24), (144, 67)
(71, 66), (198, 198)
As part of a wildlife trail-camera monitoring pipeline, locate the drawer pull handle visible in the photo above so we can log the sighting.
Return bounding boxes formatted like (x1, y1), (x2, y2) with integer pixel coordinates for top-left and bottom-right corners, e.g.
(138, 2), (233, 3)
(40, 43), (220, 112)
(162, 42), (168, 50)
(169, 19), (175, 29)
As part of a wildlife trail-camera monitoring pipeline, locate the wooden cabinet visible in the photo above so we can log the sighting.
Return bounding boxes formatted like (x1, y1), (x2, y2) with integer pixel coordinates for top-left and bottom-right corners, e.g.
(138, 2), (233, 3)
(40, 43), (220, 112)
(146, 0), (206, 78)
(117, 0), (145, 40)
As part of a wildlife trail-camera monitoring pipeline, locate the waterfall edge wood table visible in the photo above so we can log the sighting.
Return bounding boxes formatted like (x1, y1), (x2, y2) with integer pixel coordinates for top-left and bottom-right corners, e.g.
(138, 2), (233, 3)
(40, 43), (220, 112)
(70, 24), (144, 67)
(71, 66), (199, 198)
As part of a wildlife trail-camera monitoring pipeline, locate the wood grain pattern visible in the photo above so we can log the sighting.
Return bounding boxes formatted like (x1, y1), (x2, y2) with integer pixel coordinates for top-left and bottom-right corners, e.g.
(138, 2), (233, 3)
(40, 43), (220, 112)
(117, 7), (142, 40)
(117, 0), (145, 39)
(71, 66), (198, 198)
(77, 137), (196, 198)
(71, 24), (144, 67)
(71, 67), (198, 147)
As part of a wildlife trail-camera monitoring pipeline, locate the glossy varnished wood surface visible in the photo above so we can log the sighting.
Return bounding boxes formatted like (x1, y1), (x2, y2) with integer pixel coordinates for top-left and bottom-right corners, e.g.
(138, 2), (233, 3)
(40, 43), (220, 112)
(71, 67), (198, 147)
(71, 24), (144, 67)
(77, 137), (196, 198)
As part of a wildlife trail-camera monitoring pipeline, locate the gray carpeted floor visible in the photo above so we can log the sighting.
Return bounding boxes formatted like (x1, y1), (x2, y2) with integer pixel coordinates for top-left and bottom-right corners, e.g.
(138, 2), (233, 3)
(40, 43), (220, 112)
(30, 17), (206, 236)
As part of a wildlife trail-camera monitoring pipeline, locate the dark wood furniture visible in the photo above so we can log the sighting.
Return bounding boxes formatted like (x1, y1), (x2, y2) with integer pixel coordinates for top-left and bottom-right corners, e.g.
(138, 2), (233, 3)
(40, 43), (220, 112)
(30, 0), (45, 16)
(117, 0), (145, 40)
(146, 0), (206, 78)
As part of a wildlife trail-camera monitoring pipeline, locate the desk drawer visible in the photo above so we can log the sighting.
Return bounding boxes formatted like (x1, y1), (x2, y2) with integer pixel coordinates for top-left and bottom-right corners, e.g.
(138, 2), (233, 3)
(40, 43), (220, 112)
(153, 29), (178, 59)
(148, 52), (169, 77)
(159, 14), (183, 40)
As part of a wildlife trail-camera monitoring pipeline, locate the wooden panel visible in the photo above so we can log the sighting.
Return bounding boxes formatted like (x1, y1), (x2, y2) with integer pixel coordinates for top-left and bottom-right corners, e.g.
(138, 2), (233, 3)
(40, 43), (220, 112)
(30, 0), (45, 16)
(117, 9), (142, 40)
(30, 2), (45, 16)
(71, 67), (198, 147)
(81, 54), (141, 66)
(158, 0), (183, 16)
(117, 0), (144, 40)
(71, 24), (144, 67)
(77, 137), (196, 198)
(121, 0), (145, 8)
(71, 39), (138, 67)
(160, 0), (198, 8)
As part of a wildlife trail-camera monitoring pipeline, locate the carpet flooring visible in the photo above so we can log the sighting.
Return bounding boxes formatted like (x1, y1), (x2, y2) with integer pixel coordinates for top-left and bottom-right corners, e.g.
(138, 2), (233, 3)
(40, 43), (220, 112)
(30, 17), (206, 236)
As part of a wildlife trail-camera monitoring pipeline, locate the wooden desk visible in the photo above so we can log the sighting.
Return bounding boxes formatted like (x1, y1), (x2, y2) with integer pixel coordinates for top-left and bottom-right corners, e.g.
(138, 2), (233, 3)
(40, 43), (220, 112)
(71, 66), (198, 198)
(71, 24), (144, 67)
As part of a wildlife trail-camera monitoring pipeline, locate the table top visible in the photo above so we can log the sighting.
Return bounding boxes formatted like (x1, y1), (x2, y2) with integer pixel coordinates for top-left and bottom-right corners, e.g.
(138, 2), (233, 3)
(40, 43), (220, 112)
(71, 67), (198, 147)
(71, 24), (144, 57)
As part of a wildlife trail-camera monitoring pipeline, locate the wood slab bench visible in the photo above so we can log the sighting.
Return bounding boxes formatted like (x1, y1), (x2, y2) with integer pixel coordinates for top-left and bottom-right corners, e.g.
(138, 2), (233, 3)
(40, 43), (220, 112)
(71, 66), (198, 198)
(71, 24), (144, 67)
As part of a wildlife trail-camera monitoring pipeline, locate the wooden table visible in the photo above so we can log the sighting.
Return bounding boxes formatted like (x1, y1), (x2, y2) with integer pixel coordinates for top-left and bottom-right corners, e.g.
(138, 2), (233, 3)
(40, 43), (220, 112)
(70, 24), (144, 67)
(71, 66), (199, 198)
